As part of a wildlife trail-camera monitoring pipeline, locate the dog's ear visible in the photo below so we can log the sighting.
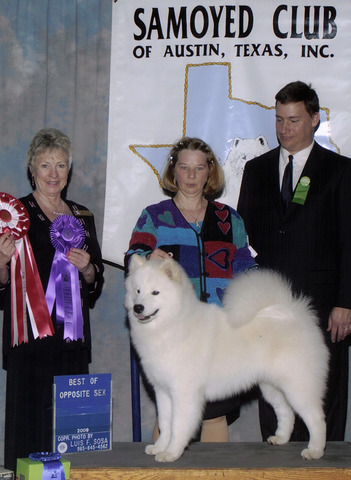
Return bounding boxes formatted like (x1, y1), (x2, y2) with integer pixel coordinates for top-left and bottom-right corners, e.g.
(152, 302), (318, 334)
(160, 257), (182, 283)
(129, 254), (146, 272)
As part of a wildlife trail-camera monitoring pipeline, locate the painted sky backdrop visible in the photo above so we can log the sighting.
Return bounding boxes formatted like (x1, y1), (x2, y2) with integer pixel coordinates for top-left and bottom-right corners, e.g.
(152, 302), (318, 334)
(0, 0), (111, 239)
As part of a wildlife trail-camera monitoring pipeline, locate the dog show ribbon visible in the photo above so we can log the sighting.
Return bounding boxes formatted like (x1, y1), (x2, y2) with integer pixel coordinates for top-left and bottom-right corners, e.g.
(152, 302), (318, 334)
(29, 452), (66, 480)
(0, 192), (54, 346)
(45, 215), (85, 341)
(292, 176), (311, 205)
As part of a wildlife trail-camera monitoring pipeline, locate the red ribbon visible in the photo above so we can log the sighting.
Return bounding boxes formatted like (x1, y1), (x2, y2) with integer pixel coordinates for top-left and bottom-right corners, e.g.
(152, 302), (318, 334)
(23, 235), (55, 342)
(0, 193), (54, 346)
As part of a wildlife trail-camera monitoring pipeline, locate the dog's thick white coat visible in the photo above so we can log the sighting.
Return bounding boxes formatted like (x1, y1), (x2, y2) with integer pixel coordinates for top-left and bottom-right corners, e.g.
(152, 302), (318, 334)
(125, 255), (329, 463)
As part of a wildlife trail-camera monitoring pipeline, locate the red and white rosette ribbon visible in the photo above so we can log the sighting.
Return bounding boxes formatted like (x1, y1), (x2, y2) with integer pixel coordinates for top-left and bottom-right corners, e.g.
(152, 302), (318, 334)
(0, 193), (54, 346)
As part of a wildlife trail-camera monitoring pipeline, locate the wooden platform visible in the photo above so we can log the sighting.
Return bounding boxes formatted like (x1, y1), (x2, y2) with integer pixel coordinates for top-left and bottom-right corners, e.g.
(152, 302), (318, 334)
(68, 441), (351, 479)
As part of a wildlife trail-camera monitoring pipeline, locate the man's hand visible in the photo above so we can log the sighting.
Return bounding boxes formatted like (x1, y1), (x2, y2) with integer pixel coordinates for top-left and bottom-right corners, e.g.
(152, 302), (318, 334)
(328, 307), (351, 342)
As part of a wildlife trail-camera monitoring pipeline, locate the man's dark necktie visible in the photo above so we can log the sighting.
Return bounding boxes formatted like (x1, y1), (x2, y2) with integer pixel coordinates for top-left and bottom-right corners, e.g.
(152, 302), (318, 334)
(281, 155), (293, 210)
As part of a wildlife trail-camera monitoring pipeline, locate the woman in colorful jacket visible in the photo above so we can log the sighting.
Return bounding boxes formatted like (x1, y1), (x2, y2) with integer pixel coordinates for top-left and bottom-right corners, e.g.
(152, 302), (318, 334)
(125, 136), (257, 442)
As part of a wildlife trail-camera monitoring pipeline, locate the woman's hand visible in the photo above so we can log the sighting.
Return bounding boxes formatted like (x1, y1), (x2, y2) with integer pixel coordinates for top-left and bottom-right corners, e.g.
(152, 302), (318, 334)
(66, 248), (95, 284)
(0, 232), (16, 284)
(148, 248), (172, 260)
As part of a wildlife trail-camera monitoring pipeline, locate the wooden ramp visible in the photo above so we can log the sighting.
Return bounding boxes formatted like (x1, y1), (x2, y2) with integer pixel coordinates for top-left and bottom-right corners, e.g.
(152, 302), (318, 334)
(69, 441), (351, 479)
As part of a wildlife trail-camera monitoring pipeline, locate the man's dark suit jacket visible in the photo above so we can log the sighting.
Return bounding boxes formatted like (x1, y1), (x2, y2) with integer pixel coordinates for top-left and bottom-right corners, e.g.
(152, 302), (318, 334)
(237, 141), (351, 440)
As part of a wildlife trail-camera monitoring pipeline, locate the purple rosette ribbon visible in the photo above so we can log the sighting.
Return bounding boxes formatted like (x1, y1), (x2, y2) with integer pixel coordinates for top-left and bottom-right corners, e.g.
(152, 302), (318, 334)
(29, 452), (65, 480)
(45, 215), (85, 341)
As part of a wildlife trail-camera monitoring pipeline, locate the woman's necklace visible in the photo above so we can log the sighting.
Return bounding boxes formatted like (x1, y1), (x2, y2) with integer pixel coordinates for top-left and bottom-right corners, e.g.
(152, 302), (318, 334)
(189, 211), (202, 227)
(34, 193), (67, 216)
(43, 204), (66, 216)
(176, 198), (204, 227)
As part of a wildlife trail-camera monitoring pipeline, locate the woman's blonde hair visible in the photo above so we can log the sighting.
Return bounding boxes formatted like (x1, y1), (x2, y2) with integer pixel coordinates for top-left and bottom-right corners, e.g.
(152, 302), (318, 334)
(162, 137), (224, 197)
(27, 128), (72, 168)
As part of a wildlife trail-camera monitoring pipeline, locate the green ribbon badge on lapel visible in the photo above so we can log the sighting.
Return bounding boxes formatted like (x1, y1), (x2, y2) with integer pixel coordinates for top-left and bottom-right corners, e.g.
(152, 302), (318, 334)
(292, 176), (310, 205)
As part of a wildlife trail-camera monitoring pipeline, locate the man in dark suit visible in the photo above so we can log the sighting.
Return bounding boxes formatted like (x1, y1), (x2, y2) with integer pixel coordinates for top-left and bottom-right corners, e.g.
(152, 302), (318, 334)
(237, 81), (351, 441)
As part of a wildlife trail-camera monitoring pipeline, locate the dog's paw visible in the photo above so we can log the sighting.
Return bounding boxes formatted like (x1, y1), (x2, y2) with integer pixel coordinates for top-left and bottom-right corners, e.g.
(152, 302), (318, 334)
(155, 450), (182, 463)
(145, 444), (163, 456)
(267, 435), (289, 446)
(301, 447), (324, 460)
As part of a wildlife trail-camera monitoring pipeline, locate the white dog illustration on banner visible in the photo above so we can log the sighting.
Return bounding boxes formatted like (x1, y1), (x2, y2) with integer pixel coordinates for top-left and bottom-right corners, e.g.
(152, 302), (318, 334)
(222, 135), (270, 206)
(125, 255), (328, 463)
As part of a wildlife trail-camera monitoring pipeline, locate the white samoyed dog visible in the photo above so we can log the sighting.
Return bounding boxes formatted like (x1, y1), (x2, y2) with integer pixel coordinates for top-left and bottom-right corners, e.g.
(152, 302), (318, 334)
(125, 255), (329, 463)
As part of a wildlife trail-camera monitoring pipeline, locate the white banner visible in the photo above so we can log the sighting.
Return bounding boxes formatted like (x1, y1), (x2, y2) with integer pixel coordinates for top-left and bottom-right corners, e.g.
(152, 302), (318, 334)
(103, 0), (351, 265)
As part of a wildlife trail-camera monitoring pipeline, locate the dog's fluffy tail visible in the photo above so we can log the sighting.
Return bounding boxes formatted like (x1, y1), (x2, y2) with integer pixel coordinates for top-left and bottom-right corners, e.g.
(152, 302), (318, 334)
(223, 269), (314, 326)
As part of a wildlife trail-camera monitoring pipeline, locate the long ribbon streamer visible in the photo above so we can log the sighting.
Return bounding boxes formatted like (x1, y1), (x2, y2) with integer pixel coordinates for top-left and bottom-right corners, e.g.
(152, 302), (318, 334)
(45, 215), (85, 341)
(24, 235), (55, 339)
(46, 251), (83, 340)
(10, 236), (55, 346)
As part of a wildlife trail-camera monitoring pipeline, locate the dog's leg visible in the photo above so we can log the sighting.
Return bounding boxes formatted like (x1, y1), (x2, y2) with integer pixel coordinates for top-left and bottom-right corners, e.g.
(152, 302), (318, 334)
(282, 390), (326, 460)
(261, 382), (326, 460)
(297, 408), (326, 460)
(145, 387), (172, 456)
(155, 390), (204, 463)
(259, 383), (295, 445)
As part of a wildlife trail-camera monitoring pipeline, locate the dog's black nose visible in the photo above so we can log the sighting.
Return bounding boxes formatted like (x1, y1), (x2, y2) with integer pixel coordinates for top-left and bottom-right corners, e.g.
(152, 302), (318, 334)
(134, 304), (144, 314)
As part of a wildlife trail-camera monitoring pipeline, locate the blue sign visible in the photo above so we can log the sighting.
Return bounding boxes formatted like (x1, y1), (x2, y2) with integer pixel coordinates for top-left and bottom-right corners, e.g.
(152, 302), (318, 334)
(53, 373), (112, 454)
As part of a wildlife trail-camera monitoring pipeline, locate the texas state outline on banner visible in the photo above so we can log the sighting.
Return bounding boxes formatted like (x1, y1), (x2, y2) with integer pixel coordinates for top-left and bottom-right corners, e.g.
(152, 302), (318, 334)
(103, 1), (351, 265)
(130, 62), (335, 208)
